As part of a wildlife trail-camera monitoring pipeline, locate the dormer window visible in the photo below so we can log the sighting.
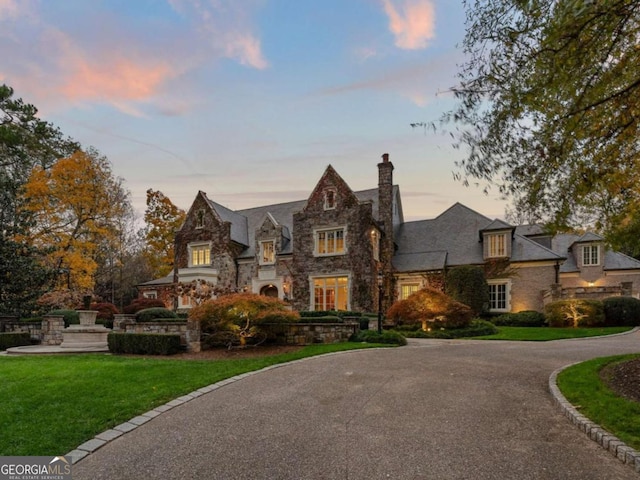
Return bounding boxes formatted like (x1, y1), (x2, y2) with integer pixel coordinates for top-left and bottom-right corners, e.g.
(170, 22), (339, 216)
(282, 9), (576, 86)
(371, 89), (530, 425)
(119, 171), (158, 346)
(582, 244), (600, 266)
(487, 233), (507, 258)
(324, 188), (337, 210)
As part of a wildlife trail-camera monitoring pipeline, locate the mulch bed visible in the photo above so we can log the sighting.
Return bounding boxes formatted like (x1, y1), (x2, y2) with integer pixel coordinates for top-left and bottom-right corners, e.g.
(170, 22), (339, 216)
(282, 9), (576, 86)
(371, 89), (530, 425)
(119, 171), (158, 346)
(600, 357), (640, 403)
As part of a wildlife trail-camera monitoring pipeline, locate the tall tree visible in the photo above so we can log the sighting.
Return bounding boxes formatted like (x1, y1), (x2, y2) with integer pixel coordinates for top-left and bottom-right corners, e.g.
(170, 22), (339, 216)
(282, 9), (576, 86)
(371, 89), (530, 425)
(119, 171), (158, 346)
(440, 1), (640, 246)
(20, 149), (132, 291)
(143, 189), (186, 278)
(0, 84), (78, 315)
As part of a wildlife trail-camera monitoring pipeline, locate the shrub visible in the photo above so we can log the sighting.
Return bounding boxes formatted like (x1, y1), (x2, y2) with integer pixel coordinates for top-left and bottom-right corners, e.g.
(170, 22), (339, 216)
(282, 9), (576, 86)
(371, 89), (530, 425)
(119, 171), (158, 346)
(135, 308), (178, 323)
(351, 330), (407, 346)
(544, 299), (605, 327)
(0, 332), (31, 350)
(299, 310), (364, 319)
(491, 311), (546, 327)
(387, 288), (474, 329)
(108, 332), (182, 355)
(297, 316), (342, 323)
(91, 302), (119, 328)
(445, 265), (489, 315)
(602, 296), (640, 326)
(190, 293), (300, 348)
(399, 320), (498, 339)
(48, 309), (80, 328)
(123, 298), (167, 314)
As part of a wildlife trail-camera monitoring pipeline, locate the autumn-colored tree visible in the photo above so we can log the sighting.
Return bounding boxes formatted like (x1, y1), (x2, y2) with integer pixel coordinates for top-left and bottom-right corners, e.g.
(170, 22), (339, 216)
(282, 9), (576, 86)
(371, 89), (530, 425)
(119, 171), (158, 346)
(386, 288), (473, 330)
(189, 293), (299, 348)
(20, 148), (131, 291)
(143, 189), (186, 278)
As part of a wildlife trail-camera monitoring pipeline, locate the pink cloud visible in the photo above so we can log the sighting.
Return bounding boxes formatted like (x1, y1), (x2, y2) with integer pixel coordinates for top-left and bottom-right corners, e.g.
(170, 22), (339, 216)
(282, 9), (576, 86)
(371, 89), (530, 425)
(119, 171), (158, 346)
(0, 0), (20, 19)
(381, 0), (436, 50)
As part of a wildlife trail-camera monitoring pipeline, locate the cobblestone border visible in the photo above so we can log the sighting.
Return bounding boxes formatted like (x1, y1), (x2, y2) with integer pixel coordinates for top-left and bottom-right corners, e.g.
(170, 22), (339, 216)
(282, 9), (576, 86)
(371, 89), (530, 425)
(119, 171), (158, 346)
(549, 364), (640, 474)
(65, 350), (359, 464)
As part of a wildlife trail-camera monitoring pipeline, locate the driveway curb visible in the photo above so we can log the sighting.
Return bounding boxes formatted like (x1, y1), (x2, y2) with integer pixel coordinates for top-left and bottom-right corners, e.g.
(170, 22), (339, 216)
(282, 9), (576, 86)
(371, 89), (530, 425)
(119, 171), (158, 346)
(549, 364), (640, 474)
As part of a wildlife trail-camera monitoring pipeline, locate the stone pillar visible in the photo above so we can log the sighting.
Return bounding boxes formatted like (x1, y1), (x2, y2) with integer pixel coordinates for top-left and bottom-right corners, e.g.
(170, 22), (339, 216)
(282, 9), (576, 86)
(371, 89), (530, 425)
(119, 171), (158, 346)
(186, 318), (201, 353)
(621, 281), (633, 296)
(113, 314), (135, 332)
(41, 315), (65, 345)
(550, 283), (562, 301)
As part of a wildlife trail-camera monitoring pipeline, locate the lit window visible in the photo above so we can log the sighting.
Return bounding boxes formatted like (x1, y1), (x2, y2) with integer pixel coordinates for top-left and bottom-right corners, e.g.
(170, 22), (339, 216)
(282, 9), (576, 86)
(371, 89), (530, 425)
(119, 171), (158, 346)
(324, 189), (337, 210)
(260, 240), (275, 265)
(400, 284), (419, 300)
(315, 228), (345, 255)
(582, 245), (600, 266)
(313, 276), (348, 311)
(371, 229), (380, 261)
(488, 281), (510, 312)
(487, 233), (507, 257)
(190, 244), (211, 266)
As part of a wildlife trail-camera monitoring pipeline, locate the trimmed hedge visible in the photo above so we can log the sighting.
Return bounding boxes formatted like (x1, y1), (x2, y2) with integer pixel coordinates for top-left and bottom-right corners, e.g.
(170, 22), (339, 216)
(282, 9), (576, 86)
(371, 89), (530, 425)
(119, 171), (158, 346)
(544, 299), (605, 327)
(398, 320), (498, 339)
(0, 332), (31, 350)
(297, 315), (342, 323)
(351, 330), (407, 346)
(135, 308), (178, 323)
(48, 309), (79, 328)
(602, 296), (640, 326)
(123, 298), (167, 314)
(491, 311), (546, 327)
(108, 332), (182, 355)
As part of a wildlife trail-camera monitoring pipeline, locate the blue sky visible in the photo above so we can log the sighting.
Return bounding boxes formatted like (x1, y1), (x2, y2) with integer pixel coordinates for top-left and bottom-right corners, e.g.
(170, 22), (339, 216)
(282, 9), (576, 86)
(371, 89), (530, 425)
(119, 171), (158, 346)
(0, 0), (509, 221)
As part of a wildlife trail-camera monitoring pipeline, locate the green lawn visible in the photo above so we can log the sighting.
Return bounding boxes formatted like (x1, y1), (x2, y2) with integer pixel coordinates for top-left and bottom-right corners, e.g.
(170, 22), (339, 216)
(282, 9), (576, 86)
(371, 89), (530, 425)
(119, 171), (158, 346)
(0, 343), (382, 456)
(557, 354), (640, 450)
(474, 326), (632, 341)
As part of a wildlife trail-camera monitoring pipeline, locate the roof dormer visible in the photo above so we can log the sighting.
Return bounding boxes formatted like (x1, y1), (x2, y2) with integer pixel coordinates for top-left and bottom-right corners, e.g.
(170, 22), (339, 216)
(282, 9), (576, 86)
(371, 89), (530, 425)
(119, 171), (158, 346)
(481, 220), (515, 260)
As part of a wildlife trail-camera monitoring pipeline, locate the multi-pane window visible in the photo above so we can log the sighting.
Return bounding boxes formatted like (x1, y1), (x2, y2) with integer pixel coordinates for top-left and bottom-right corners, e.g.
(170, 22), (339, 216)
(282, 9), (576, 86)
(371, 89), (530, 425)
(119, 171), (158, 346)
(190, 244), (211, 266)
(488, 282), (509, 311)
(260, 240), (275, 265)
(582, 245), (600, 266)
(316, 228), (345, 255)
(313, 276), (348, 311)
(400, 283), (419, 300)
(487, 233), (507, 257)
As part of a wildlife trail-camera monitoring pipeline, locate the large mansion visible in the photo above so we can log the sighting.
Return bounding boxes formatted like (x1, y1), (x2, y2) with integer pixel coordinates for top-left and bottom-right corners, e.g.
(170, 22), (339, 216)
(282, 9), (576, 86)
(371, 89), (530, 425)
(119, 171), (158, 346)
(139, 154), (640, 314)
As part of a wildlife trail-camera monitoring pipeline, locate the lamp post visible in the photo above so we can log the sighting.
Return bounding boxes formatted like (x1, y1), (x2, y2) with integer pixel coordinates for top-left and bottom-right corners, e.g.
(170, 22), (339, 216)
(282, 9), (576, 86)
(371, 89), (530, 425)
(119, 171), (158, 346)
(377, 271), (383, 334)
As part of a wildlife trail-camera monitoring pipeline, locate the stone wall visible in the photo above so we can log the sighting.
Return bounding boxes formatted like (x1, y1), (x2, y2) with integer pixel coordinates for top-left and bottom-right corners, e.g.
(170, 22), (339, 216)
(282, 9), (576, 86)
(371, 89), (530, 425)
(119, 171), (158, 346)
(113, 314), (201, 352)
(274, 322), (359, 345)
(543, 283), (633, 306)
(41, 316), (65, 345)
(0, 319), (42, 341)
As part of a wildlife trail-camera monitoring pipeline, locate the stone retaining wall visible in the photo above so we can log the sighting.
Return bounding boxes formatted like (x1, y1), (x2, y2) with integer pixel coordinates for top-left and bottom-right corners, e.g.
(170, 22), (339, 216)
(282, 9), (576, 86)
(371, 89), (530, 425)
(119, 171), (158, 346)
(0, 319), (42, 341)
(274, 322), (359, 345)
(113, 315), (201, 352)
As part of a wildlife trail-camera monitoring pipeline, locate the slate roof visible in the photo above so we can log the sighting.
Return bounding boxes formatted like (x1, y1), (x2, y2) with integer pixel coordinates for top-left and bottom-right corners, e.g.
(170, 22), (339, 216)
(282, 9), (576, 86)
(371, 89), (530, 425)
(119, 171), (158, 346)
(392, 203), (563, 273)
(138, 274), (173, 287)
(551, 233), (640, 273)
(215, 186), (399, 259)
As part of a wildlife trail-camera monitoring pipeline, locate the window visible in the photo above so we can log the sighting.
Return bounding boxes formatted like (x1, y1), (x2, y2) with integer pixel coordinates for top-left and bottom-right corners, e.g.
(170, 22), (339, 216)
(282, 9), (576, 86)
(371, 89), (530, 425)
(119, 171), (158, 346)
(190, 244), (211, 266)
(143, 291), (157, 299)
(260, 240), (275, 265)
(582, 245), (600, 266)
(488, 281), (510, 312)
(315, 228), (345, 255)
(195, 209), (205, 229)
(313, 276), (348, 311)
(324, 188), (337, 210)
(371, 229), (380, 261)
(487, 233), (507, 257)
(400, 283), (419, 300)
(178, 294), (193, 309)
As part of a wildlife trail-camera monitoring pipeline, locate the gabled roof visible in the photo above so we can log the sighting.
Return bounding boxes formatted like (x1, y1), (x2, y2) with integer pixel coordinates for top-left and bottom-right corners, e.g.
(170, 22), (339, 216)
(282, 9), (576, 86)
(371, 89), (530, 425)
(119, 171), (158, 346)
(574, 232), (605, 244)
(393, 203), (563, 272)
(208, 199), (249, 247)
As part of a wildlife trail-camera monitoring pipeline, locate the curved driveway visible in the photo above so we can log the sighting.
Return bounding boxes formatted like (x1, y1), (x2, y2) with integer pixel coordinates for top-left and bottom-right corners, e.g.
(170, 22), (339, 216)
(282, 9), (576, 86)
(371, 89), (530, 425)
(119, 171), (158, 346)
(74, 331), (640, 479)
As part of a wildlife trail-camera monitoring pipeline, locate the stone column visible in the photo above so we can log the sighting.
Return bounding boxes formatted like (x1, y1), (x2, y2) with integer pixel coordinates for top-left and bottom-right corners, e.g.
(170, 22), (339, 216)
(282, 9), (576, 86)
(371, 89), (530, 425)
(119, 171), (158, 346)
(186, 318), (201, 353)
(41, 315), (65, 345)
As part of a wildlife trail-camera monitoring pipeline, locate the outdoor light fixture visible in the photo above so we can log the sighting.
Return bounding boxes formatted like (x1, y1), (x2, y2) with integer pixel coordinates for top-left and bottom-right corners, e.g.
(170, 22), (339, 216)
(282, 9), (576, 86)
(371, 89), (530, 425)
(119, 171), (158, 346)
(377, 271), (384, 334)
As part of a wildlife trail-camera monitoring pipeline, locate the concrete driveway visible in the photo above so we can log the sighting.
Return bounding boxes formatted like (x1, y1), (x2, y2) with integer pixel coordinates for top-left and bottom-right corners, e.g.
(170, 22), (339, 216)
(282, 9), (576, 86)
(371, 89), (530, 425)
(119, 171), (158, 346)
(73, 331), (640, 479)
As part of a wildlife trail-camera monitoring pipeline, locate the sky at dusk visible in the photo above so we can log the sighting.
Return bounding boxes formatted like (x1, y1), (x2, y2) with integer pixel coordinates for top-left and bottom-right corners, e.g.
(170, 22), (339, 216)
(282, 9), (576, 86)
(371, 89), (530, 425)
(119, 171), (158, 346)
(0, 0), (510, 222)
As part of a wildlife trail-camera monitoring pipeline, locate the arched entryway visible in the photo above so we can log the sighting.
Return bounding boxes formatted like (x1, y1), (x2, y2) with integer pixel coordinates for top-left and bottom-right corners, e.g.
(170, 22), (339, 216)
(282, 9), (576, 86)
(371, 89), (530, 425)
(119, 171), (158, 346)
(260, 284), (279, 298)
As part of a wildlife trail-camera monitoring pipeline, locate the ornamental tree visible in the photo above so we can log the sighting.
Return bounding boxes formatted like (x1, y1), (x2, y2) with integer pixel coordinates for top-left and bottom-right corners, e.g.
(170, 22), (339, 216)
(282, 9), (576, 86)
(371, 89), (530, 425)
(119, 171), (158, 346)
(386, 287), (473, 330)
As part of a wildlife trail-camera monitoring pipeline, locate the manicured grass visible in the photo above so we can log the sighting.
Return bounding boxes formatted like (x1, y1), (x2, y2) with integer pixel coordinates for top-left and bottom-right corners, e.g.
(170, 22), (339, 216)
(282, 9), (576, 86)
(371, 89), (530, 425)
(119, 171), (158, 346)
(0, 343), (383, 456)
(473, 326), (632, 341)
(557, 354), (640, 450)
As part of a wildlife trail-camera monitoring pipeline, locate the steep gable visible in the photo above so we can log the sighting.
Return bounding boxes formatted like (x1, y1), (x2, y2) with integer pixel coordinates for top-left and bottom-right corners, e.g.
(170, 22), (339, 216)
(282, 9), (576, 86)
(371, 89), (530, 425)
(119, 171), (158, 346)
(302, 165), (360, 214)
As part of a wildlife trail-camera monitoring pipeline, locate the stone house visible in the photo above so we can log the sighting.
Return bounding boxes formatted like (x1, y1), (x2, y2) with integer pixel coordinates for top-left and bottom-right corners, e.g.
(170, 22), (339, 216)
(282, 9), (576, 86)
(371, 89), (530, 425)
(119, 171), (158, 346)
(138, 154), (640, 314)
